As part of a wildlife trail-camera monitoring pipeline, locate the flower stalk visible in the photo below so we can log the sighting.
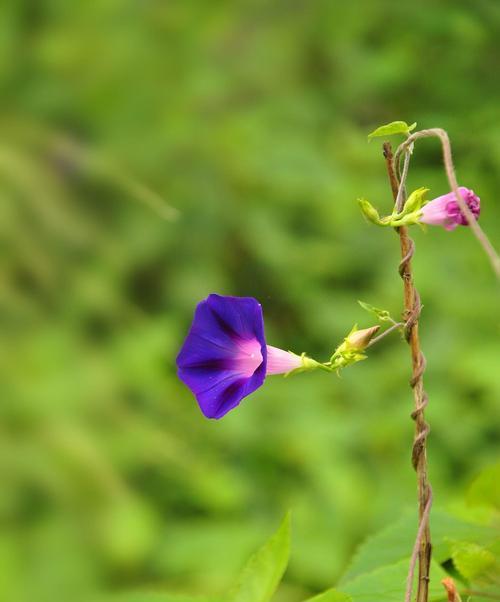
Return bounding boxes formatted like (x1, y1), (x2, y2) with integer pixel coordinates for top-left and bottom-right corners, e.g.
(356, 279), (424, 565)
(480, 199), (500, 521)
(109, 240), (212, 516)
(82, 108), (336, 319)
(383, 142), (433, 602)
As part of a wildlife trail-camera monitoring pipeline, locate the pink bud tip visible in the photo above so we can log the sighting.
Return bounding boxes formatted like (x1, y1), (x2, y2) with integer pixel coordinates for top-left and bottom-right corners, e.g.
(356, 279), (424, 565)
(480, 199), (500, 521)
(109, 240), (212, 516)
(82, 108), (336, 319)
(419, 187), (480, 231)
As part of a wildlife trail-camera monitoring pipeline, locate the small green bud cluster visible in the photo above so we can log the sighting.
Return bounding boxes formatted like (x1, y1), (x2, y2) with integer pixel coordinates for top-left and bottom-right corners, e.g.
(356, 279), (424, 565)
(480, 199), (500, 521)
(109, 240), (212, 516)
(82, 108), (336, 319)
(329, 325), (380, 371)
(358, 187), (429, 228)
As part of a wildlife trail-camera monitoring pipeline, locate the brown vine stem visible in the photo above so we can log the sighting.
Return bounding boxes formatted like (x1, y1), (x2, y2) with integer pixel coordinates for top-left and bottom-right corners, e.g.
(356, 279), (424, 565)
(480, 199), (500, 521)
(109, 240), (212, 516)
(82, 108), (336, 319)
(383, 142), (433, 602)
(394, 128), (500, 278)
(406, 489), (433, 602)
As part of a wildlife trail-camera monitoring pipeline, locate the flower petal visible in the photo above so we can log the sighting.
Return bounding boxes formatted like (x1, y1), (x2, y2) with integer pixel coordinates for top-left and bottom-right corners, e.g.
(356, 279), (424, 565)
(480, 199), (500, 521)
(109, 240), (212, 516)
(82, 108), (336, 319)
(266, 346), (303, 375)
(419, 187), (480, 230)
(183, 368), (262, 419)
(176, 294), (268, 419)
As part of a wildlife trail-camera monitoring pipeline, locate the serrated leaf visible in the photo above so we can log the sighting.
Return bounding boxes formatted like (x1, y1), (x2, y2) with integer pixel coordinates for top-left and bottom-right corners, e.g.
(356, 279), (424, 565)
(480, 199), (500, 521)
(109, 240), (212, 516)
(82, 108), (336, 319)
(341, 559), (447, 602)
(339, 509), (496, 585)
(466, 462), (500, 511)
(228, 513), (291, 602)
(367, 121), (417, 140)
(451, 538), (500, 591)
(451, 541), (496, 582)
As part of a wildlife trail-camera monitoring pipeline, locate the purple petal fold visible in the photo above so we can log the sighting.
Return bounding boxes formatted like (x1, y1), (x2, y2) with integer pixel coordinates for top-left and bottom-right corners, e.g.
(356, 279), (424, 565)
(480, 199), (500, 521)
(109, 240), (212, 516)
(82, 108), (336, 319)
(420, 187), (480, 230)
(176, 294), (267, 419)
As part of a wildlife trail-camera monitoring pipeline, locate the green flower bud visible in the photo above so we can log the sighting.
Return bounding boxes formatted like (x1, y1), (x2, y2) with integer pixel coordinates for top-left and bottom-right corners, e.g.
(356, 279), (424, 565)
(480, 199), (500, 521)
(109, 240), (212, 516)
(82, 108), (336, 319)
(358, 199), (383, 225)
(330, 324), (380, 369)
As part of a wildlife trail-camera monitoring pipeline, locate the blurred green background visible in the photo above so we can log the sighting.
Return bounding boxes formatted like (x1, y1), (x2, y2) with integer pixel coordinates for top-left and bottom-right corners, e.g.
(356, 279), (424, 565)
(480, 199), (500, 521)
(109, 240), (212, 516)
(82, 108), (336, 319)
(1, 1), (499, 601)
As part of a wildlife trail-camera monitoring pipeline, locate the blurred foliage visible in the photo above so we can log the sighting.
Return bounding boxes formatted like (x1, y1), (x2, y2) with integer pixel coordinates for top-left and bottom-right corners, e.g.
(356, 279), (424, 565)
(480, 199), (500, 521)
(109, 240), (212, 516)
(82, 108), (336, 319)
(96, 467), (500, 602)
(0, 1), (499, 601)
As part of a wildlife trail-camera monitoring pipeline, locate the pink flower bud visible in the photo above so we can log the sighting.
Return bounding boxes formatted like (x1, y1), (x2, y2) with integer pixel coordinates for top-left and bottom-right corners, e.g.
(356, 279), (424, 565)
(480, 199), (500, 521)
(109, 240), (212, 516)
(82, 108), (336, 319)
(419, 187), (480, 231)
(345, 325), (380, 350)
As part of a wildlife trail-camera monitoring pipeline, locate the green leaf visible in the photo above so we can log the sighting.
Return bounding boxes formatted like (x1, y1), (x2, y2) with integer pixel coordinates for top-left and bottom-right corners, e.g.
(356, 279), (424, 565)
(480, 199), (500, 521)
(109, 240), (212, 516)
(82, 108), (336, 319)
(451, 541), (497, 582)
(357, 301), (392, 322)
(306, 561), (447, 602)
(466, 462), (500, 511)
(304, 589), (352, 602)
(341, 559), (447, 602)
(339, 509), (495, 585)
(227, 513), (291, 602)
(100, 593), (220, 602)
(367, 121), (417, 140)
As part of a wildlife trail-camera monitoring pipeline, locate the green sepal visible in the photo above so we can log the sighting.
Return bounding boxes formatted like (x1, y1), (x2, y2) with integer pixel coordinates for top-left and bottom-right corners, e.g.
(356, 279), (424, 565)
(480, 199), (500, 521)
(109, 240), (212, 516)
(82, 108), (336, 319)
(389, 210), (423, 227)
(401, 187), (429, 214)
(284, 353), (326, 377)
(358, 188), (428, 229)
(360, 187), (429, 228)
(389, 187), (429, 226)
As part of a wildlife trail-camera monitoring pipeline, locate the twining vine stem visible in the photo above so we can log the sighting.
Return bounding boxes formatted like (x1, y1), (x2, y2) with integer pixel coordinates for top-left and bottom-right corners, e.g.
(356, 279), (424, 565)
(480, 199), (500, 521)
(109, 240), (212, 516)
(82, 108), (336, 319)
(394, 144), (413, 212)
(394, 128), (500, 278)
(383, 142), (433, 602)
(406, 489), (433, 602)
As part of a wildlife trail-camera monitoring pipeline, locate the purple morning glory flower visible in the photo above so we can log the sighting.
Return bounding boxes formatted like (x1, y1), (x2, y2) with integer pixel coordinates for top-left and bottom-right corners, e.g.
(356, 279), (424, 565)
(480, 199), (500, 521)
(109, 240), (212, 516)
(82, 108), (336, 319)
(176, 294), (303, 419)
(419, 187), (480, 231)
